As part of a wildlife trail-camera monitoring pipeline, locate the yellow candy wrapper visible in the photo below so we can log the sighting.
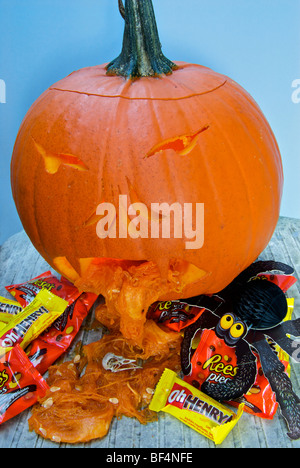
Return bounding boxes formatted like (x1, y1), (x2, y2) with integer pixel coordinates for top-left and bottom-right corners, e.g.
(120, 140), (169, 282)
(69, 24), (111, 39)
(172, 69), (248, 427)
(278, 297), (294, 377)
(0, 297), (22, 330)
(149, 368), (244, 445)
(0, 296), (22, 323)
(0, 322), (8, 332)
(0, 314), (14, 326)
(0, 289), (68, 354)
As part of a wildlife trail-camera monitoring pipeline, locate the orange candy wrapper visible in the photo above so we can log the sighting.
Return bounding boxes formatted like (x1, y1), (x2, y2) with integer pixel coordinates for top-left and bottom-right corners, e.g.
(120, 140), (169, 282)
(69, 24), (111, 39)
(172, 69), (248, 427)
(0, 344), (49, 425)
(149, 368), (244, 445)
(147, 300), (209, 332)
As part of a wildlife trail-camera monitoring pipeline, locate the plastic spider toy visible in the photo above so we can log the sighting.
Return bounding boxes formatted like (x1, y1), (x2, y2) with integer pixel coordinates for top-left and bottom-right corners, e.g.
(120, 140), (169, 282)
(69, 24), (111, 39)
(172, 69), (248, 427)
(180, 261), (300, 440)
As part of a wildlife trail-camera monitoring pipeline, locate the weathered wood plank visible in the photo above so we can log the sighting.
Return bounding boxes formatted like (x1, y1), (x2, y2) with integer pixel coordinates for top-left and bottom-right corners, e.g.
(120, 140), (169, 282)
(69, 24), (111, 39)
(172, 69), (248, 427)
(0, 216), (300, 448)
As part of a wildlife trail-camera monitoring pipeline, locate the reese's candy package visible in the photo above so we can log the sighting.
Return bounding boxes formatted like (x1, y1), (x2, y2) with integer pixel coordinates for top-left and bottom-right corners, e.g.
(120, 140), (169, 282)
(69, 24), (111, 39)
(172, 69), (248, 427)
(184, 327), (279, 419)
(26, 292), (97, 375)
(0, 296), (22, 316)
(5, 271), (81, 308)
(147, 295), (222, 333)
(149, 368), (244, 445)
(0, 344), (49, 425)
(0, 289), (68, 353)
(147, 301), (198, 332)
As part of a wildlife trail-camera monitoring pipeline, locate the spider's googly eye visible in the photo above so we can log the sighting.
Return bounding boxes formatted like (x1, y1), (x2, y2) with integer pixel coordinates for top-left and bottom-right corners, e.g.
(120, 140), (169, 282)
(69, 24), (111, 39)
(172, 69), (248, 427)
(216, 314), (247, 346)
(230, 322), (245, 339)
(220, 314), (234, 330)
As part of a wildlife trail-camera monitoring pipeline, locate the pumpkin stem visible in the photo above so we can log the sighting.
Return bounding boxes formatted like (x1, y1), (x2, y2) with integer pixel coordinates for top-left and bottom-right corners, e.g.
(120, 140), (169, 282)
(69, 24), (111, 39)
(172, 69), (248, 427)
(118, 0), (126, 20)
(106, 0), (177, 78)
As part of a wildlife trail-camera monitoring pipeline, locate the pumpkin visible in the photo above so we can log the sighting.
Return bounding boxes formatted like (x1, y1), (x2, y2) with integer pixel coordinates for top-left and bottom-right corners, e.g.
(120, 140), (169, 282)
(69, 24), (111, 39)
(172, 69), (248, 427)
(11, 0), (283, 344)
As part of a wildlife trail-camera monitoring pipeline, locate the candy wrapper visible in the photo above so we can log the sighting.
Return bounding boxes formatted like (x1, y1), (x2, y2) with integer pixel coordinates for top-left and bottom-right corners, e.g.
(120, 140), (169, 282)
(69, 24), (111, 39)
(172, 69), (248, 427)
(0, 296), (22, 316)
(0, 289), (68, 354)
(6, 271), (81, 308)
(0, 344), (49, 425)
(147, 301), (204, 332)
(5, 271), (98, 374)
(0, 297), (22, 331)
(0, 271), (97, 428)
(149, 368), (244, 445)
(26, 292), (97, 375)
(147, 295), (222, 333)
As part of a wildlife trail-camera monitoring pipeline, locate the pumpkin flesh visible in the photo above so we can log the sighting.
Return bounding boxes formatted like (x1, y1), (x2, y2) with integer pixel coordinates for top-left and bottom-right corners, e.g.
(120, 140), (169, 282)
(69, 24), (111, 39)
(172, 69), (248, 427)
(28, 321), (182, 443)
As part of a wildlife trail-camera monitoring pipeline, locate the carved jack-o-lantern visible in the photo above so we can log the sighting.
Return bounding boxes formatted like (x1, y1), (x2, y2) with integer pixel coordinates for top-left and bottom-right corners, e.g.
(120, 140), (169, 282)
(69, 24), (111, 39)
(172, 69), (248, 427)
(11, 0), (283, 343)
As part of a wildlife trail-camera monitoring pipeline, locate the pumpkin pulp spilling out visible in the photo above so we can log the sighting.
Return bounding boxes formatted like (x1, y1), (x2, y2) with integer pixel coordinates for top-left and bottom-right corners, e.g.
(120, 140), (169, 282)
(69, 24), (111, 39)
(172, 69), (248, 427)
(11, 0), (283, 443)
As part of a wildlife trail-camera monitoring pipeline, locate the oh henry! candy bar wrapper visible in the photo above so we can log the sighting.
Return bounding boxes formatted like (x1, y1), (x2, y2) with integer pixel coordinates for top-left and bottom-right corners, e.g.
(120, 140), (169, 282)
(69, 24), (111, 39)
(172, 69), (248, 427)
(149, 368), (243, 445)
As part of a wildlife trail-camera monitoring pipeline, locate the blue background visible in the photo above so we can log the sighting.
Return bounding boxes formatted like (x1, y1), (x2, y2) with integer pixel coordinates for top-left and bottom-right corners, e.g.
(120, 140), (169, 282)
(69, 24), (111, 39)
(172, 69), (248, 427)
(0, 0), (299, 245)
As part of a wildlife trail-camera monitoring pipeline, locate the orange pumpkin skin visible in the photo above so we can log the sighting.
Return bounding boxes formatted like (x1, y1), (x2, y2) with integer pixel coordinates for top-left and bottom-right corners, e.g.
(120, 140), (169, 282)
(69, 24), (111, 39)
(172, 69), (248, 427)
(11, 60), (283, 300)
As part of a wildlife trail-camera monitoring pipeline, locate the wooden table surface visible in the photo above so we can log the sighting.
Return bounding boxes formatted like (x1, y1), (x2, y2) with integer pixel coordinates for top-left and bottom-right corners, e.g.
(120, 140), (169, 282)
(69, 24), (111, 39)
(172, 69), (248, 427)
(0, 216), (300, 449)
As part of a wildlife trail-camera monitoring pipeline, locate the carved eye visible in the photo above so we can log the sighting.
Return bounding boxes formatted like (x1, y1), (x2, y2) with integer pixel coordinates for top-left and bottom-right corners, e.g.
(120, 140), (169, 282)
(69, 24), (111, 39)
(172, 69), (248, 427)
(33, 138), (88, 174)
(145, 125), (209, 159)
(220, 314), (234, 330)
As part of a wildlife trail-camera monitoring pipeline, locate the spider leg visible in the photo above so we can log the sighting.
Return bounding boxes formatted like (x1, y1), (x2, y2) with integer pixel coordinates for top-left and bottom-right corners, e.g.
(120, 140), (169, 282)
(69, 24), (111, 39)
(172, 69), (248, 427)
(184, 294), (224, 312)
(234, 261), (294, 287)
(253, 337), (300, 440)
(217, 261), (294, 302)
(241, 260), (294, 278)
(181, 310), (220, 375)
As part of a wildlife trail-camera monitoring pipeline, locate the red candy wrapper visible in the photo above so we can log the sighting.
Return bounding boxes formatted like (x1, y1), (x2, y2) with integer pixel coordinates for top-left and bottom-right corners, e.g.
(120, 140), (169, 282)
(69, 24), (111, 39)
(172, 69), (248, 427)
(147, 300), (210, 332)
(6, 271), (81, 308)
(26, 292), (97, 375)
(0, 344), (49, 425)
